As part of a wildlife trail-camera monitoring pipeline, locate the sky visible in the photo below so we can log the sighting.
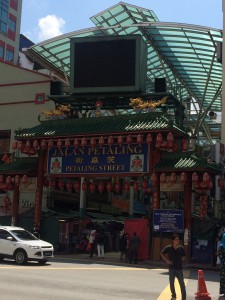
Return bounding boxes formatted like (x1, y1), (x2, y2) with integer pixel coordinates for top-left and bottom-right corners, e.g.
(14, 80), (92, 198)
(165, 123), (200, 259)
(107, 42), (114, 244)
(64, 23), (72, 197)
(21, 0), (223, 44)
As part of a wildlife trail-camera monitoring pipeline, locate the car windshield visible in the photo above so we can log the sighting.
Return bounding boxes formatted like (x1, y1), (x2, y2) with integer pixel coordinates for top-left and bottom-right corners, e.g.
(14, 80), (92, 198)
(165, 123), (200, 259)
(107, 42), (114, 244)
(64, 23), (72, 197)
(11, 230), (38, 241)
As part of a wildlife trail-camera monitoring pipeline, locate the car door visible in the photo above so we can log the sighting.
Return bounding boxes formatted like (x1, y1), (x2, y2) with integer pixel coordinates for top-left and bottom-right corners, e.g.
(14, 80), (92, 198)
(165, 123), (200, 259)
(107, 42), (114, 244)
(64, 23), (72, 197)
(0, 229), (16, 256)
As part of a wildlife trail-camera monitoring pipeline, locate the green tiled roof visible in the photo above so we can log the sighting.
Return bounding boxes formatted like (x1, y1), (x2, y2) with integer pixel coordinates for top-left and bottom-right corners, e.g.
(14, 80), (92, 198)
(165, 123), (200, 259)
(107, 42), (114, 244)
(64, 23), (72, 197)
(15, 112), (188, 139)
(154, 152), (220, 173)
(0, 157), (38, 175)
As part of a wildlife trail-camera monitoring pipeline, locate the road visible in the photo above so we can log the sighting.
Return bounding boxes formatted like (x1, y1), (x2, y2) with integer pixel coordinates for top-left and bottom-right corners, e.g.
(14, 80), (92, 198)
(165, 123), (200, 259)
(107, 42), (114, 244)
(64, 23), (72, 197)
(0, 257), (221, 300)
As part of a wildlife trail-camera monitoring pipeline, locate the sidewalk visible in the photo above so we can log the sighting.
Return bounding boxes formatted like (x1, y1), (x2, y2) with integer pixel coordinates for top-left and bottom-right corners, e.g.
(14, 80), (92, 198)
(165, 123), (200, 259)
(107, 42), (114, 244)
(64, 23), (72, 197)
(54, 251), (219, 272)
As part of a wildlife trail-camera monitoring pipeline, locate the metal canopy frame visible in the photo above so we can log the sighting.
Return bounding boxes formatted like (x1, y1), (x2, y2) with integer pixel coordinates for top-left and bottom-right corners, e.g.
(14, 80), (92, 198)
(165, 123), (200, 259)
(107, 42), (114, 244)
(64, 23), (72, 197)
(23, 2), (222, 146)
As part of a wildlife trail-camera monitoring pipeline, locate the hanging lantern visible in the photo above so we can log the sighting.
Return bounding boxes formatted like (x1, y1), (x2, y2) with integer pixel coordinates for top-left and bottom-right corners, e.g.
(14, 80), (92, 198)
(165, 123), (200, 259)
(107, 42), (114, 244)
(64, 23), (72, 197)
(57, 139), (62, 148)
(17, 141), (23, 150)
(48, 139), (54, 148)
(58, 179), (64, 190)
(124, 181), (130, 191)
(146, 133), (153, 144)
(202, 172), (210, 183)
(126, 134), (133, 145)
(81, 137), (87, 148)
(95, 100), (102, 109)
(200, 181), (208, 189)
(118, 136), (123, 147)
(14, 175), (20, 185)
(182, 139), (188, 152)
(207, 180), (213, 189)
(66, 181), (72, 192)
(142, 179), (148, 190)
(160, 173), (167, 183)
(74, 138), (79, 148)
(199, 196), (208, 219)
(115, 181), (121, 193)
(40, 139), (47, 149)
(167, 132), (174, 142)
(82, 181), (87, 191)
(74, 181), (80, 192)
(90, 182), (95, 193)
(25, 140), (31, 148)
(106, 182), (113, 193)
(151, 173), (157, 184)
(90, 137), (96, 148)
(99, 136), (104, 147)
(50, 180), (56, 189)
(21, 175), (28, 184)
(137, 134), (143, 145)
(33, 140), (39, 150)
(156, 133), (163, 148)
(170, 172), (177, 183)
(5, 176), (11, 185)
(65, 138), (71, 147)
(133, 181), (139, 192)
(108, 136), (114, 147)
(218, 176), (225, 188)
(12, 141), (18, 150)
(180, 172), (187, 183)
(192, 172), (199, 182)
(98, 182), (104, 193)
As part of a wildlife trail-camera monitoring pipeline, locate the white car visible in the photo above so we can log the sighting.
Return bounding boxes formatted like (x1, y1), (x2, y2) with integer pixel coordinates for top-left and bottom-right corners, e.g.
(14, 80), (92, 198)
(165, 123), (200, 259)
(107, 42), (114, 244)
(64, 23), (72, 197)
(0, 226), (54, 264)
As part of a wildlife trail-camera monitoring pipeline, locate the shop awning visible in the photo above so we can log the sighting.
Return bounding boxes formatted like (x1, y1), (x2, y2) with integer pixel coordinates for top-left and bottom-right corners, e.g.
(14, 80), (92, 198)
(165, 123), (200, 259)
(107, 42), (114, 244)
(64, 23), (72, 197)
(0, 157), (38, 175)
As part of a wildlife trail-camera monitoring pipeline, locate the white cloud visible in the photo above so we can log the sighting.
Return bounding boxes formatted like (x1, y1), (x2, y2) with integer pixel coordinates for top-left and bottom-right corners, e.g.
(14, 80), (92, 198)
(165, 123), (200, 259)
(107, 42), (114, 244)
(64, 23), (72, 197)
(38, 15), (65, 42)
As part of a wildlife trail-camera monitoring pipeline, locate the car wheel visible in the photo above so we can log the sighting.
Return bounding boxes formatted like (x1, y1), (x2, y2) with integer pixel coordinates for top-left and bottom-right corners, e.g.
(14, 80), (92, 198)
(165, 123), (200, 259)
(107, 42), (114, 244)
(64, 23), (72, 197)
(14, 250), (27, 265)
(38, 259), (48, 265)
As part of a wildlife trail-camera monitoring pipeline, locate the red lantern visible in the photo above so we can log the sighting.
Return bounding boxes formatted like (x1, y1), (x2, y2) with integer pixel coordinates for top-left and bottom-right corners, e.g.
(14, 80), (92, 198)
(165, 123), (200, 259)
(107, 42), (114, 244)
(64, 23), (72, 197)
(90, 137), (96, 148)
(98, 182), (104, 193)
(65, 138), (71, 147)
(160, 173), (167, 183)
(151, 173), (157, 184)
(106, 182), (113, 193)
(12, 141), (18, 150)
(99, 136), (104, 147)
(146, 133), (153, 144)
(58, 179), (64, 190)
(142, 179), (148, 190)
(167, 132), (174, 141)
(137, 134), (143, 145)
(108, 136), (114, 147)
(48, 139), (54, 148)
(207, 180), (213, 189)
(90, 182), (95, 193)
(74, 181), (80, 192)
(21, 175), (28, 184)
(81, 137), (87, 148)
(203, 172), (210, 183)
(192, 172), (199, 182)
(74, 138), (79, 148)
(40, 140), (47, 149)
(170, 172), (177, 183)
(182, 139), (188, 152)
(66, 181), (72, 192)
(118, 136), (123, 147)
(126, 134), (133, 145)
(33, 140), (39, 150)
(124, 181), (130, 191)
(25, 140), (31, 148)
(218, 176), (225, 188)
(14, 175), (20, 185)
(6, 176), (11, 185)
(82, 181), (87, 191)
(133, 181), (139, 192)
(57, 139), (62, 148)
(17, 141), (23, 150)
(156, 133), (163, 143)
(180, 172), (187, 183)
(115, 181), (121, 192)
(50, 180), (56, 188)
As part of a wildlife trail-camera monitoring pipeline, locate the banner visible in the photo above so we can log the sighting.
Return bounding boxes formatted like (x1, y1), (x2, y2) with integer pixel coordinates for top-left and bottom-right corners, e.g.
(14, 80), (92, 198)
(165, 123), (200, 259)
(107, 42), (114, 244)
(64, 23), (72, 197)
(47, 143), (149, 175)
(153, 209), (184, 233)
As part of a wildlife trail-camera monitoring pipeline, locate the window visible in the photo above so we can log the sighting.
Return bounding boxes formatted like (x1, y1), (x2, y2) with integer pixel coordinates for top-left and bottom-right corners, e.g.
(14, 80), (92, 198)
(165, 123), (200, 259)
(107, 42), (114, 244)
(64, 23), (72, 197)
(0, 229), (10, 240)
(8, 17), (15, 31)
(0, 44), (4, 59)
(6, 47), (13, 61)
(0, 130), (10, 154)
(0, 0), (9, 34)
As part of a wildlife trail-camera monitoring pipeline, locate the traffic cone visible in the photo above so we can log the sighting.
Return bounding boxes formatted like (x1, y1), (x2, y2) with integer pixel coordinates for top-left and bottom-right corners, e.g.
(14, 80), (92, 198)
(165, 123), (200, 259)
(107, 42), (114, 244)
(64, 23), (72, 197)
(195, 270), (211, 299)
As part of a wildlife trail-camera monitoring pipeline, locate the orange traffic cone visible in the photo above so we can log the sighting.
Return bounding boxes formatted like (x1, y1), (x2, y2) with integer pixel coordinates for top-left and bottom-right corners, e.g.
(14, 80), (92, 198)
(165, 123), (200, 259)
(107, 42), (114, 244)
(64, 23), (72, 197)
(195, 270), (211, 299)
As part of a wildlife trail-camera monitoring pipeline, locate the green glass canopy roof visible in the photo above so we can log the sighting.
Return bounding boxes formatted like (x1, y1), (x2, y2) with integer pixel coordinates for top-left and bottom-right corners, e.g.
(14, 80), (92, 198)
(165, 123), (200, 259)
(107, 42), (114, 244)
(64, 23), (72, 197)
(23, 2), (222, 145)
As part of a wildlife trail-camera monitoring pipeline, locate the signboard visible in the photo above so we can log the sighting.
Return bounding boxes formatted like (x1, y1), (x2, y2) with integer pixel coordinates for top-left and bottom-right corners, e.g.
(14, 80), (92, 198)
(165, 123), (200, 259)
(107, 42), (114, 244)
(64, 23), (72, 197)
(153, 209), (184, 233)
(47, 143), (149, 175)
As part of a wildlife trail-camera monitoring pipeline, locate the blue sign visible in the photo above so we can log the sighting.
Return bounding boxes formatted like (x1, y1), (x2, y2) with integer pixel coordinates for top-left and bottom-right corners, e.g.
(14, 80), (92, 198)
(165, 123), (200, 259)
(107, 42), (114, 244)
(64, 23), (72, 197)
(153, 209), (184, 233)
(47, 143), (149, 175)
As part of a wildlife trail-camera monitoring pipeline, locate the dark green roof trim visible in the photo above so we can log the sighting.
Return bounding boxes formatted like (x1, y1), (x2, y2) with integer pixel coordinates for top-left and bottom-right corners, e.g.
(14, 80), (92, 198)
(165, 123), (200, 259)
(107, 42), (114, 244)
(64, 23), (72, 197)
(154, 152), (220, 173)
(0, 157), (38, 175)
(15, 112), (188, 140)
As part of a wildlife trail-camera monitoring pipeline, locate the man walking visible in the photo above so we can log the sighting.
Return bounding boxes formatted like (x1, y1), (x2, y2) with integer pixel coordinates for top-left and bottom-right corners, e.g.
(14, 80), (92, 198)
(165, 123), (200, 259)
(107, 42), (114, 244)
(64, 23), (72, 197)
(129, 232), (140, 264)
(161, 233), (186, 300)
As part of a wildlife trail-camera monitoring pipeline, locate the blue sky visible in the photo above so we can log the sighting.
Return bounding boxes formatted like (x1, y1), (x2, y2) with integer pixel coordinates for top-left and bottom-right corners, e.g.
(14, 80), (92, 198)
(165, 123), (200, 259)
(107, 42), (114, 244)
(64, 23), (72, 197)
(21, 0), (223, 43)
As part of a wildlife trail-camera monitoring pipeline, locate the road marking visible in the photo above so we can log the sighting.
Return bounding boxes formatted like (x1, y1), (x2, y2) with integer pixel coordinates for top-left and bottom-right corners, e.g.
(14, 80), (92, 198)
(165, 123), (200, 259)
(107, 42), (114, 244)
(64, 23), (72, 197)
(0, 266), (149, 270)
(157, 270), (190, 300)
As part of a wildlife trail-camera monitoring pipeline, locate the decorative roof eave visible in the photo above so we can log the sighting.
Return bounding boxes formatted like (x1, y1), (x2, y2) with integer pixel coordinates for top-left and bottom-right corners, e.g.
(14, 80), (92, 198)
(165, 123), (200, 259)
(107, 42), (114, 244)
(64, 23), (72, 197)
(14, 112), (188, 140)
(154, 152), (220, 174)
(0, 157), (38, 175)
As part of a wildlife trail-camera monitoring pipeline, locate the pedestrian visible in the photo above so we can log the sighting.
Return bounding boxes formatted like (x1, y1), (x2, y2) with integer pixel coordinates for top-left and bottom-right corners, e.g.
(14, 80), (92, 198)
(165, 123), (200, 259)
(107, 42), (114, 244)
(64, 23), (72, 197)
(89, 230), (96, 258)
(96, 230), (105, 259)
(161, 233), (186, 300)
(119, 233), (129, 262)
(129, 232), (140, 264)
(218, 233), (225, 296)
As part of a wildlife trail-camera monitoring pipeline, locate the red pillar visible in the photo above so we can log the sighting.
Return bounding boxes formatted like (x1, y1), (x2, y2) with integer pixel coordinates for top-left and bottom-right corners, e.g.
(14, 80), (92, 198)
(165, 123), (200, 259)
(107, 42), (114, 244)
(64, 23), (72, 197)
(183, 173), (192, 261)
(33, 149), (45, 234)
(11, 183), (20, 226)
